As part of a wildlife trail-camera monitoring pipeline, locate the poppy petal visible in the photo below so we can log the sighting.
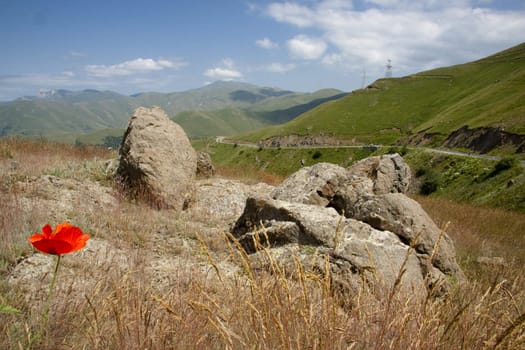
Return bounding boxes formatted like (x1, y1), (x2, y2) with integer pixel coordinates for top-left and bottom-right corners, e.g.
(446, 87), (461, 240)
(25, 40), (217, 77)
(54, 223), (82, 244)
(30, 239), (73, 255)
(28, 233), (45, 243)
(70, 233), (90, 252)
(42, 224), (53, 238)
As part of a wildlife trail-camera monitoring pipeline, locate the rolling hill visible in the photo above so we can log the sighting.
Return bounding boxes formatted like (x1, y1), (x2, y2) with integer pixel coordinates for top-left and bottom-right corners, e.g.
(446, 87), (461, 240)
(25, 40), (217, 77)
(239, 42), (525, 154)
(0, 81), (346, 141)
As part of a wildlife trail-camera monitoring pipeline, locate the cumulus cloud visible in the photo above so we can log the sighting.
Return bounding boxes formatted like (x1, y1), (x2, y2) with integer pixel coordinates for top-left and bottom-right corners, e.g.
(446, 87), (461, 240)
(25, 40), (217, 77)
(267, 2), (315, 27)
(85, 58), (186, 77)
(256, 37), (279, 49)
(265, 0), (525, 74)
(287, 35), (327, 60)
(204, 58), (243, 79)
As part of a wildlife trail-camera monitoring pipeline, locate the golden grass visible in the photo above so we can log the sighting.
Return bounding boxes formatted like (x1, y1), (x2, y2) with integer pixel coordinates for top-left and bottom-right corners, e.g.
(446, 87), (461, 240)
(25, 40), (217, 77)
(415, 195), (525, 272)
(1, 138), (524, 349)
(214, 165), (286, 186)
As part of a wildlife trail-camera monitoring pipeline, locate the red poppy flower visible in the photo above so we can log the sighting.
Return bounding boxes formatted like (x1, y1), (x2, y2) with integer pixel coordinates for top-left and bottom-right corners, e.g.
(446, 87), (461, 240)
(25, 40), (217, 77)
(28, 222), (90, 255)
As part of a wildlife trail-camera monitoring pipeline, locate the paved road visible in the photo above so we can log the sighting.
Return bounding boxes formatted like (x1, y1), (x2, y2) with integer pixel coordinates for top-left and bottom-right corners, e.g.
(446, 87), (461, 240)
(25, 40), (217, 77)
(215, 136), (525, 167)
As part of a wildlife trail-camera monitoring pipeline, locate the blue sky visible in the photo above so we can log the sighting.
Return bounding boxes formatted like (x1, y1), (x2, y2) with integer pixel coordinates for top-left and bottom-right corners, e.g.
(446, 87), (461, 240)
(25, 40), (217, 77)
(1, 0), (524, 101)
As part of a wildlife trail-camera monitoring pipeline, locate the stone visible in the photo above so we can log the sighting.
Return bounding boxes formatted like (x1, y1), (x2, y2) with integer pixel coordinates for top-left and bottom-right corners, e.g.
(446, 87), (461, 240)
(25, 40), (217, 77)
(232, 196), (429, 297)
(233, 154), (464, 298)
(116, 106), (197, 210)
(196, 151), (216, 178)
(352, 153), (411, 195)
(352, 193), (464, 279)
(187, 178), (274, 225)
(271, 154), (412, 217)
(271, 162), (350, 206)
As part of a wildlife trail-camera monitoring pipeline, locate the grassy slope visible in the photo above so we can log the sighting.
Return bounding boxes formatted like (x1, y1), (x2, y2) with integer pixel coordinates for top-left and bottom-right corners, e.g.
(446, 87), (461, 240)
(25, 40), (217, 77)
(195, 140), (525, 213)
(173, 107), (270, 138)
(240, 42), (525, 145)
(0, 97), (136, 136)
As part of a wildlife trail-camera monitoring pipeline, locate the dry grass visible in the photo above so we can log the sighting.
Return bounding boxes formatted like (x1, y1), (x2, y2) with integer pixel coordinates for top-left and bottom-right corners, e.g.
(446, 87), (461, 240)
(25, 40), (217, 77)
(1, 138), (524, 349)
(415, 195), (525, 275)
(215, 165), (285, 186)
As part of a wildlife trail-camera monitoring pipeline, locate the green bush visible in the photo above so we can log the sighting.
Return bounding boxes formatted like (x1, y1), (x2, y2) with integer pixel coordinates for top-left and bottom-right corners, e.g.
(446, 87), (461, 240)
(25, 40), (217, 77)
(492, 156), (518, 175)
(420, 171), (441, 195)
(312, 150), (322, 159)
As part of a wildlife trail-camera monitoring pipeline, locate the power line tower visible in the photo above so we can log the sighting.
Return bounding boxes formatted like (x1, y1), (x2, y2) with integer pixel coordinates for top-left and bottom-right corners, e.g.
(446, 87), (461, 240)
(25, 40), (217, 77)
(361, 67), (367, 88)
(385, 59), (392, 78)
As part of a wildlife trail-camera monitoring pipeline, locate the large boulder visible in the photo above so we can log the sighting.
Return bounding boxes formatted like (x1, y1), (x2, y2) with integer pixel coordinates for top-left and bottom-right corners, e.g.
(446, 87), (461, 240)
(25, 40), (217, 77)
(117, 106), (197, 210)
(232, 196), (427, 297)
(352, 193), (464, 279)
(271, 162), (349, 206)
(272, 154), (411, 215)
(351, 153), (412, 195)
(234, 154), (464, 299)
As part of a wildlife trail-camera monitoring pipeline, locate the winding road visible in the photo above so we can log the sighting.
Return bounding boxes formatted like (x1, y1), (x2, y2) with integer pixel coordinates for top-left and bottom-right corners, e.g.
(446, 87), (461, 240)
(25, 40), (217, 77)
(215, 136), (525, 167)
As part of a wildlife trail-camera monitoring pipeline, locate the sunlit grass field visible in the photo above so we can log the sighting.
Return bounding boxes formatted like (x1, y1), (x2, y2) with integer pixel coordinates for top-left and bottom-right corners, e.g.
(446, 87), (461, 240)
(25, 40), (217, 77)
(1, 138), (524, 349)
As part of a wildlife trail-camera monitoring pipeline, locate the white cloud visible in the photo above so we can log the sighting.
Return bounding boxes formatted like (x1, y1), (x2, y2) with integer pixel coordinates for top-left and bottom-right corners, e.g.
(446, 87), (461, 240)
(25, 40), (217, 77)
(204, 59), (243, 79)
(256, 37), (279, 49)
(267, 2), (315, 27)
(287, 35), (327, 60)
(260, 62), (296, 73)
(85, 58), (186, 77)
(265, 1), (525, 74)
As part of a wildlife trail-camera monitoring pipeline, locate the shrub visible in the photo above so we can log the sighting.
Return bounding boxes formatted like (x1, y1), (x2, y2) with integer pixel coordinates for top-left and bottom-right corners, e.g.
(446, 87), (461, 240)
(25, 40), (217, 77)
(491, 156), (518, 176)
(420, 171), (441, 195)
(312, 150), (322, 159)
(415, 167), (427, 177)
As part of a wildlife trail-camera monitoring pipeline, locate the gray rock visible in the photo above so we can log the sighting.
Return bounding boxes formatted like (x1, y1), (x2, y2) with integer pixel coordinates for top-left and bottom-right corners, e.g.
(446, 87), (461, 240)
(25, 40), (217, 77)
(117, 106), (197, 210)
(352, 193), (465, 279)
(233, 154), (464, 298)
(271, 162), (350, 206)
(188, 178), (274, 224)
(271, 154), (411, 216)
(232, 196), (428, 297)
(352, 153), (412, 195)
(196, 151), (216, 178)
(332, 153), (412, 216)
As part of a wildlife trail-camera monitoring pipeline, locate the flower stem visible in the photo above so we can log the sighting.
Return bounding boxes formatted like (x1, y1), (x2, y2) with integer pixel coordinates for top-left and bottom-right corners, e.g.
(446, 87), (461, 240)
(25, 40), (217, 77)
(39, 254), (61, 339)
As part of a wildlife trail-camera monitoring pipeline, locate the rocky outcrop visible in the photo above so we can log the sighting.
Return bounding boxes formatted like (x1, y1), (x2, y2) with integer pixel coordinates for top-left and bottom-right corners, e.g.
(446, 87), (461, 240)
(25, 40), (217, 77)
(116, 106), (197, 210)
(272, 154), (411, 216)
(443, 125), (525, 154)
(9, 143), (464, 314)
(232, 197), (427, 297)
(352, 193), (464, 279)
(234, 154), (463, 299)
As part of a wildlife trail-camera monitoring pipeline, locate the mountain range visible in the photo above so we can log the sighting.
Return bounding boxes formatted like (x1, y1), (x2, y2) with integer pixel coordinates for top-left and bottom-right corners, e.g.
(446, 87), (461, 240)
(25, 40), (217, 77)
(0, 81), (346, 143)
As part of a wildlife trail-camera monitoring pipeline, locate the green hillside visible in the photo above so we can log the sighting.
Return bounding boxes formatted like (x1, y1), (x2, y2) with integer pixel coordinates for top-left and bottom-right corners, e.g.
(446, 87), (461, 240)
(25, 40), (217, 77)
(173, 107), (269, 138)
(240, 43), (525, 150)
